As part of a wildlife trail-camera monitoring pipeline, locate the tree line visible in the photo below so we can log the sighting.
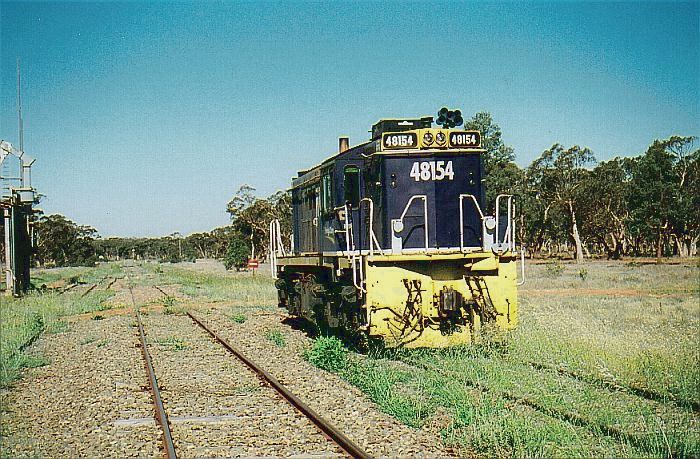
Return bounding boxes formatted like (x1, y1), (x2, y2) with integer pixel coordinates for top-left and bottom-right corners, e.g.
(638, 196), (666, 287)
(470, 112), (698, 261)
(8, 112), (696, 269)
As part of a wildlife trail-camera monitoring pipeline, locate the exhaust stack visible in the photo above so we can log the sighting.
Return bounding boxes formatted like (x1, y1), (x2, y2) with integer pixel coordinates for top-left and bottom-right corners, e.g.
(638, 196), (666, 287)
(339, 136), (349, 153)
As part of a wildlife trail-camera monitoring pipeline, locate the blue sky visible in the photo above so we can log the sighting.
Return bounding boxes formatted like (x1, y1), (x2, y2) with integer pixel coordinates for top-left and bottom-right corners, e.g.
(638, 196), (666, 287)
(1, 1), (698, 237)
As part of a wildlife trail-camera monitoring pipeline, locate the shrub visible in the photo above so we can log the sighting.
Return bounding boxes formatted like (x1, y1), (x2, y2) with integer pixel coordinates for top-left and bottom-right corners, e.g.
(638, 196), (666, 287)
(545, 260), (564, 278)
(231, 313), (247, 324)
(265, 329), (286, 347)
(303, 336), (348, 373)
(578, 268), (588, 282)
(224, 235), (250, 270)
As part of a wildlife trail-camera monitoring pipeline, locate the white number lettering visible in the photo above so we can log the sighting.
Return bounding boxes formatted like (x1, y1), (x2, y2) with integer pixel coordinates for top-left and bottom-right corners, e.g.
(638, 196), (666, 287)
(444, 161), (454, 180)
(420, 162), (431, 181)
(435, 160), (445, 179)
(410, 162), (420, 181)
(409, 161), (454, 182)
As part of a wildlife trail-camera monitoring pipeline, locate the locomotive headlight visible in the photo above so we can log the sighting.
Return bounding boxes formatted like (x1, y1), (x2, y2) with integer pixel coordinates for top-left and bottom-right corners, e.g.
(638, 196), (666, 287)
(392, 220), (404, 233)
(422, 132), (434, 146)
(484, 216), (496, 231)
(435, 131), (447, 147)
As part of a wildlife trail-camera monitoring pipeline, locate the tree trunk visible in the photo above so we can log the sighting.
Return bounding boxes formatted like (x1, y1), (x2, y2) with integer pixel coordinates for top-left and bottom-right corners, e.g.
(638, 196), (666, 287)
(656, 228), (663, 264)
(568, 202), (584, 264)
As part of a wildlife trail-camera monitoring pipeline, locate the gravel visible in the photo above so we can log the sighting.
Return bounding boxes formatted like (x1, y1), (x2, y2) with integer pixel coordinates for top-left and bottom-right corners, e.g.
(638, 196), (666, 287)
(1, 315), (162, 458)
(2, 272), (459, 458)
(141, 313), (344, 458)
(197, 309), (458, 458)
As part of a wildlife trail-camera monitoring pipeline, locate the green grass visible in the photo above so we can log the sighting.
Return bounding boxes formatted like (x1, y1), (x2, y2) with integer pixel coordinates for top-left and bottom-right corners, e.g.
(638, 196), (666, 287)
(0, 291), (115, 387)
(302, 260), (699, 458)
(7, 259), (698, 457)
(0, 263), (119, 387)
(230, 313), (247, 324)
(153, 337), (188, 351)
(264, 329), (286, 347)
(146, 263), (276, 304)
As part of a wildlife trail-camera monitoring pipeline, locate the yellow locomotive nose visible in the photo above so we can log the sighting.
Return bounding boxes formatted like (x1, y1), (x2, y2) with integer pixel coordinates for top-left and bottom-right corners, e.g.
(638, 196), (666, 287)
(364, 252), (518, 348)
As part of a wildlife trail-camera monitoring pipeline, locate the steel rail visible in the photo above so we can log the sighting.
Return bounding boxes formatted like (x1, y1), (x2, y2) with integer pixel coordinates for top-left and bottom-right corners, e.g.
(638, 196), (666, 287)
(136, 306), (178, 459)
(187, 311), (372, 459)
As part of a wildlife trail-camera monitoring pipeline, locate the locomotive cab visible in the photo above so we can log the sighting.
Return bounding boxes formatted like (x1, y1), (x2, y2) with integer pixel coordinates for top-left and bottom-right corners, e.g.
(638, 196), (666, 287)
(271, 115), (521, 348)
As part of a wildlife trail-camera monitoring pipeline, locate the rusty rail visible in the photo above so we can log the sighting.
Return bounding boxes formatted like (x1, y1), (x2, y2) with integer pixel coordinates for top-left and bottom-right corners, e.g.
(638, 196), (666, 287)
(187, 311), (372, 459)
(135, 304), (177, 459)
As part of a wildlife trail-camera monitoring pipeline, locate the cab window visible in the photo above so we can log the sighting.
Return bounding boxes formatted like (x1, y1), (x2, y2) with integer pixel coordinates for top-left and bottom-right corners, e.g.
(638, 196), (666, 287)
(321, 174), (332, 212)
(343, 165), (360, 207)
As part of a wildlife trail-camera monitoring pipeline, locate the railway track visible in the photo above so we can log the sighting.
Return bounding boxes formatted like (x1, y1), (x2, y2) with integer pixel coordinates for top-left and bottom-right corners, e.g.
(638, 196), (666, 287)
(396, 353), (693, 455)
(129, 281), (371, 458)
(523, 358), (700, 413)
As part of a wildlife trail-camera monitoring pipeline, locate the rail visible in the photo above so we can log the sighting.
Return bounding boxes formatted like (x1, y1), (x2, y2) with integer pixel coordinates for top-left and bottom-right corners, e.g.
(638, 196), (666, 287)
(187, 312), (372, 459)
(135, 308), (177, 459)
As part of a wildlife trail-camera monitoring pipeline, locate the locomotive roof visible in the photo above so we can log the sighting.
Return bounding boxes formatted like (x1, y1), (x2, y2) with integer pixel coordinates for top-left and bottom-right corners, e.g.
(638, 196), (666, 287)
(292, 139), (376, 188)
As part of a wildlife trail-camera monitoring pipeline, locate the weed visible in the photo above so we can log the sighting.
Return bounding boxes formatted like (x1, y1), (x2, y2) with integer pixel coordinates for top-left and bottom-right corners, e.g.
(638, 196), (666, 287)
(21, 355), (50, 369)
(96, 339), (109, 348)
(264, 329), (286, 347)
(578, 267), (588, 282)
(92, 314), (105, 321)
(80, 336), (98, 345)
(163, 295), (176, 308)
(303, 336), (348, 372)
(230, 313), (247, 324)
(163, 305), (187, 315)
(545, 260), (564, 277)
(47, 320), (69, 334)
(155, 337), (188, 351)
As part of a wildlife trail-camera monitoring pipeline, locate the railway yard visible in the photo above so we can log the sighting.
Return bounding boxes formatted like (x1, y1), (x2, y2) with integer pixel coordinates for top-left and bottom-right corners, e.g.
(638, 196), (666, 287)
(1, 259), (698, 458)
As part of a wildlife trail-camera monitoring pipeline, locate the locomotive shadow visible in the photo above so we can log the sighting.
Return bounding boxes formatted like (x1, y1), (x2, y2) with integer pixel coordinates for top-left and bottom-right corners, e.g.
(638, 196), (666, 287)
(281, 315), (383, 354)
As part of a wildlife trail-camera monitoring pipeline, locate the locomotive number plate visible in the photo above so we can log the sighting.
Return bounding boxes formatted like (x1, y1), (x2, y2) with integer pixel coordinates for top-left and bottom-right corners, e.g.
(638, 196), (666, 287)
(449, 131), (481, 148)
(382, 132), (418, 149)
(410, 160), (454, 181)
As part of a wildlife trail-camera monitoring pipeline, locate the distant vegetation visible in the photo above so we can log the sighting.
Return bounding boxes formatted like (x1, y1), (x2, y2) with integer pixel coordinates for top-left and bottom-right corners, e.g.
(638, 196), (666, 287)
(6, 112), (696, 269)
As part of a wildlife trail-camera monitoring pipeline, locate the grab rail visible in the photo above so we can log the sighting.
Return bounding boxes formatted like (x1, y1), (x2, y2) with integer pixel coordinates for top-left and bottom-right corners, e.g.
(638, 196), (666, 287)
(268, 219), (286, 278)
(396, 195), (428, 252)
(495, 194), (515, 251)
(459, 194), (485, 251)
(359, 197), (381, 257)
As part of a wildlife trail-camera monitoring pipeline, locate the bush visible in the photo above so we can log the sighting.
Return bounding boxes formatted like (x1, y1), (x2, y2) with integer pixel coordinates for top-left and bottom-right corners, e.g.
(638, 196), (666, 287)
(265, 329), (286, 347)
(578, 268), (588, 282)
(231, 313), (247, 324)
(303, 336), (348, 373)
(545, 260), (564, 278)
(224, 235), (250, 270)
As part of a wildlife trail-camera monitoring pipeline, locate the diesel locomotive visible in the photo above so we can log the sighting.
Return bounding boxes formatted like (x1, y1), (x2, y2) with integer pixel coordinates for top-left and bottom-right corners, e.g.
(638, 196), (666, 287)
(269, 113), (521, 347)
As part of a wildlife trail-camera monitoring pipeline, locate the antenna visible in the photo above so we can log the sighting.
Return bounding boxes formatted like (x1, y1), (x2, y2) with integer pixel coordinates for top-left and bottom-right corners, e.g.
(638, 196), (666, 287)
(17, 58), (24, 154)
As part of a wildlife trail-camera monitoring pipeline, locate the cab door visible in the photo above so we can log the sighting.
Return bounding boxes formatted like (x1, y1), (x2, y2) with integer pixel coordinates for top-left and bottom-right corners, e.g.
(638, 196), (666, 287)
(334, 163), (363, 252)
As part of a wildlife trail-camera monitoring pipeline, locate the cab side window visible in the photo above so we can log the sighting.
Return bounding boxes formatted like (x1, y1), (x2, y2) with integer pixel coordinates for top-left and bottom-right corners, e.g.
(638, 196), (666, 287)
(343, 166), (360, 208)
(321, 174), (332, 213)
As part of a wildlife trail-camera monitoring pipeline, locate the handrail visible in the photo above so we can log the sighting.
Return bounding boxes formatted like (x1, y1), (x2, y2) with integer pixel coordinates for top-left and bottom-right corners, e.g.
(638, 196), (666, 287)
(517, 246), (526, 286)
(359, 197), (381, 257)
(459, 194), (485, 251)
(397, 195), (428, 251)
(343, 203), (354, 256)
(268, 219), (287, 278)
(343, 203), (366, 293)
(495, 194), (515, 250)
(269, 220), (277, 278)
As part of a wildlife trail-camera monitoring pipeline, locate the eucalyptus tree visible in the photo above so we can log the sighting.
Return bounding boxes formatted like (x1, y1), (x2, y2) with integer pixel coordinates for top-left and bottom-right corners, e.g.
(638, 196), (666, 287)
(527, 144), (596, 262)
